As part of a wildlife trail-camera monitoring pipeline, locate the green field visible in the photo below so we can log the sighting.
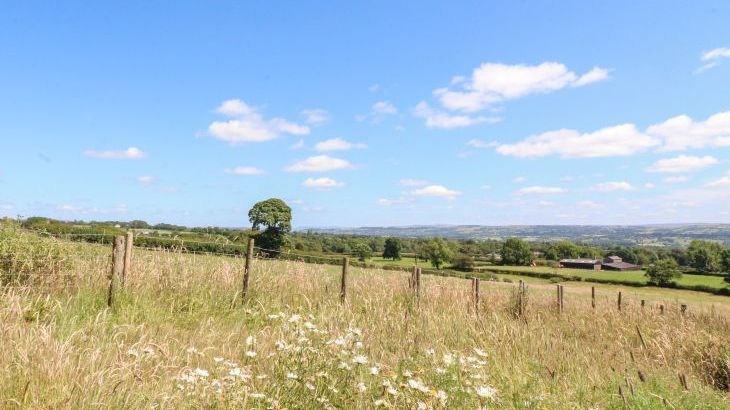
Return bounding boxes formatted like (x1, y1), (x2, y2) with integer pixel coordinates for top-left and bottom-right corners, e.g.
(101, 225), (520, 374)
(483, 265), (728, 290)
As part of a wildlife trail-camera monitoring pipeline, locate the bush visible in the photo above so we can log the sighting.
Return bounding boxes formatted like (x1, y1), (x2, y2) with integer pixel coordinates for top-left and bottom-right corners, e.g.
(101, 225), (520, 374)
(0, 224), (70, 285)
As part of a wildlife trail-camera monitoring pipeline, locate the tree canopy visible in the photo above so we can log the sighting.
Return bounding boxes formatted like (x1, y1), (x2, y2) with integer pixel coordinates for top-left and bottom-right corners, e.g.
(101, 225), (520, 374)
(382, 238), (402, 260)
(248, 198), (292, 253)
(501, 238), (533, 266)
(645, 258), (682, 287)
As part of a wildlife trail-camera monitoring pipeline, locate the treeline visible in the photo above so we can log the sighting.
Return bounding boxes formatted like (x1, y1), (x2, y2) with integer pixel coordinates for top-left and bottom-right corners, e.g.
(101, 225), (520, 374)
(15, 217), (730, 277)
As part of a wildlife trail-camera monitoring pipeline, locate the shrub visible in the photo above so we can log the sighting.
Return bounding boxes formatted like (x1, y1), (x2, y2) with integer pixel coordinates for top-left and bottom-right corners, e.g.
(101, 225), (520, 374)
(0, 224), (70, 285)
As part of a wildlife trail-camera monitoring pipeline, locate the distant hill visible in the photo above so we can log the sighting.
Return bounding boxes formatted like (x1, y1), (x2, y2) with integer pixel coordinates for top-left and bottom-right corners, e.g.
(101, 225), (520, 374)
(302, 224), (730, 247)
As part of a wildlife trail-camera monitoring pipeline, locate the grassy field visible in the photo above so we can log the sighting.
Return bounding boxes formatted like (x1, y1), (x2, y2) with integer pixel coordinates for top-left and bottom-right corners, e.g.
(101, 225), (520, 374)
(484, 265), (728, 290)
(1, 228), (730, 408)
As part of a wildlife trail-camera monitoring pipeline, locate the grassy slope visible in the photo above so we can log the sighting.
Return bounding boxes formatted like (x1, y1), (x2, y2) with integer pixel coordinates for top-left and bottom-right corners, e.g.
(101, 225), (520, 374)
(1, 238), (729, 408)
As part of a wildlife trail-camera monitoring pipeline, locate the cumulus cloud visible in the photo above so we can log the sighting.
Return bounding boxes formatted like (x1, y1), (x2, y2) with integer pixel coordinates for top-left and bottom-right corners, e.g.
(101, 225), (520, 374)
(207, 99), (309, 143)
(646, 155), (719, 173)
(372, 101), (397, 115)
(377, 197), (410, 206)
(84, 147), (146, 160)
(300, 109), (330, 126)
(225, 166), (265, 175)
(518, 186), (566, 194)
(591, 181), (634, 192)
(647, 112), (730, 151)
(497, 124), (658, 158)
(56, 204), (128, 215)
(410, 185), (461, 199)
(302, 177), (344, 189)
(315, 138), (366, 152)
(513, 176), (527, 183)
(433, 62), (609, 113)
(413, 102), (497, 129)
(285, 155), (353, 172)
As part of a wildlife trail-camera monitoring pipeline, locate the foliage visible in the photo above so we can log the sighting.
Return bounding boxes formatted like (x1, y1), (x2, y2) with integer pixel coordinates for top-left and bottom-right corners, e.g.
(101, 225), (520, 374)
(687, 240), (723, 273)
(382, 238), (402, 260)
(423, 238), (454, 269)
(0, 224), (70, 285)
(645, 258), (682, 287)
(351, 242), (373, 262)
(451, 255), (475, 272)
(248, 198), (292, 254)
(500, 238), (533, 266)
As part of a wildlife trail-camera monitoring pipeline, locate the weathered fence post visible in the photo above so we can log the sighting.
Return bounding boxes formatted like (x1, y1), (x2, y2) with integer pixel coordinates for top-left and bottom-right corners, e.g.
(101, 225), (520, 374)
(340, 257), (349, 303)
(415, 267), (422, 298)
(680, 304), (687, 315)
(560, 285), (564, 312)
(410, 266), (417, 289)
(556, 284), (561, 313)
(660, 304), (665, 315)
(518, 280), (524, 316)
(617, 291), (622, 311)
(591, 286), (595, 309)
(107, 235), (126, 307)
(242, 238), (254, 299)
(641, 299), (645, 309)
(472, 277), (480, 312)
(122, 231), (133, 285)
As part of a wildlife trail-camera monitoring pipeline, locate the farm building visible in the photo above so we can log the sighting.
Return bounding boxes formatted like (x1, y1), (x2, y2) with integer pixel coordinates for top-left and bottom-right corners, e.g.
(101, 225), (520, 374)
(559, 255), (639, 271)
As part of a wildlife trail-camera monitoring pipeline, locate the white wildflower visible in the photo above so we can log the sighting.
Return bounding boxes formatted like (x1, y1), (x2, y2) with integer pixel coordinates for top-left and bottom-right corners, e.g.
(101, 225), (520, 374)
(193, 368), (209, 378)
(245, 351), (257, 358)
(436, 390), (448, 405)
(443, 353), (454, 366)
(250, 393), (266, 399)
(288, 314), (301, 323)
(425, 348), (435, 356)
(417, 401), (427, 410)
(476, 385), (498, 399)
(126, 349), (140, 359)
(357, 382), (367, 392)
(408, 379), (430, 393)
(213, 357), (224, 363)
(474, 348), (487, 357)
(305, 382), (316, 391)
(246, 336), (256, 347)
(352, 355), (368, 365)
(370, 366), (379, 375)
(286, 372), (298, 380)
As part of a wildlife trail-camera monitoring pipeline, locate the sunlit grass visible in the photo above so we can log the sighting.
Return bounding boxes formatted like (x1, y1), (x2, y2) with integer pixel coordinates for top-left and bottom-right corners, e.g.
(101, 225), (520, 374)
(1, 231), (729, 408)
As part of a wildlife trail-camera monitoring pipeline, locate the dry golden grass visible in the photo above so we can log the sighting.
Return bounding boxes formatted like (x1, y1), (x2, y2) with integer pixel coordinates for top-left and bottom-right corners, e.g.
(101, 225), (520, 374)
(1, 237), (729, 409)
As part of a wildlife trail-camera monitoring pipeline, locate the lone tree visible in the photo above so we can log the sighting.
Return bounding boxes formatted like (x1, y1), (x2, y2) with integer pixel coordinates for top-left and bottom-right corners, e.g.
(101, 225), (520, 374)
(687, 240), (722, 273)
(248, 198), (292, 255)
(382, 238), (402, 260)
(424, 238), (453, 269)
(645, 258), (682, 287)
(352, 242), (373, 262)
(501, 237), (533, 266)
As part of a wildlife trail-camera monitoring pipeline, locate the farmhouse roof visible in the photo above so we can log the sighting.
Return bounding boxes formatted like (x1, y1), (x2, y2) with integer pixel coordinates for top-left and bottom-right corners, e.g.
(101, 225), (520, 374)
(560, 259), (600, 264)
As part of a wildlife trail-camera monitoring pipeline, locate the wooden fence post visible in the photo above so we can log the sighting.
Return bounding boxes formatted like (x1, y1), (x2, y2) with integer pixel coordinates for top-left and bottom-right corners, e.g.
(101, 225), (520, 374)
(122, 231), (133, 285)
(410, 266), (417, 289)
(660, 304), (665, 315)
(473, 277), (480, 312)
(556, 284), (562, 313)
(560, 285), (564, 312)
(415, 267), (422, 298)
(618, 292), (622, 311)
(680, 304), (687, 315)
(242, 238), (254, 299)
(107, 235), (126, 307)
(591, 286), (595, 309)
(641, 299), (645, 309)
(518, 280), (524, 317)
(340, 257), (349, 303)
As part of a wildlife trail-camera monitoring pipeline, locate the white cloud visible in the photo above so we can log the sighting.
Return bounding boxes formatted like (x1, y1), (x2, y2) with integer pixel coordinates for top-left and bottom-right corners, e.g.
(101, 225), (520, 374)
(377, 197), (410, 206)
(368, 84), (381, 93)
(302, 177), (344, 189)
(704, 172), (730, 188)
(372, 101), (397, 115)
(207, 99), (309, 143)
(591, 181), (634, 192)
(646, 155), (719, 173)
(466, 139), (498, 148)
(433, 62), (609, 113)
(315, 138), (367, 152)
(513, 176), (527, 183)
(225, 166), (265, 175)
(290, 139), (305, 150)
(285, 155), (353, 172)
(300, 109), (330, 126)
(663, 176), (690, 184)
(644, 183), (656, 189)
(84, 147), (146, 160)
(696, 48), (730, 72)
(410, 185), (461, 199)
(400, 179), (429, 187)
(497, 124), (658, 158)
(647, 112), (730, 151)
(56, 204), (128, 215)
(577, 200), (600, 208)
(413, 102), (497, 129)
(137, 175), (154, 185)
(518, 186), (566, 194)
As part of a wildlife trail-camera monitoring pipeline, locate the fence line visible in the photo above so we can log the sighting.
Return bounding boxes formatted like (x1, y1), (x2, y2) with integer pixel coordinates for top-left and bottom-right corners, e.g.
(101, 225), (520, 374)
(0, 231), (708, 319)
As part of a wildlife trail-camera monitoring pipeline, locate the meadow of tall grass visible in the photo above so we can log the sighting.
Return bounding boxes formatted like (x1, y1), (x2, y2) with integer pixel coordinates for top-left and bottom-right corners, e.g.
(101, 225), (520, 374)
(1, 226), (729, 408)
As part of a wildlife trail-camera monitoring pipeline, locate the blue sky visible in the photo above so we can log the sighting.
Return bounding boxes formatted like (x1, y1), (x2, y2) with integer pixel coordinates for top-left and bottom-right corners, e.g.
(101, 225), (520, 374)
(1, 1), (730, 228)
